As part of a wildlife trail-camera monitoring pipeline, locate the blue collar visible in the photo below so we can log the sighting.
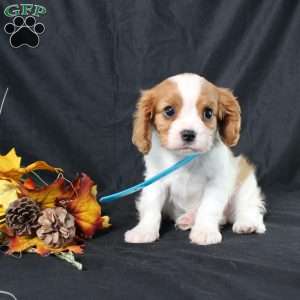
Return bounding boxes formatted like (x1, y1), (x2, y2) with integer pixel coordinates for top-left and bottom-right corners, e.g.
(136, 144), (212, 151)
(100, 153), (199, 204)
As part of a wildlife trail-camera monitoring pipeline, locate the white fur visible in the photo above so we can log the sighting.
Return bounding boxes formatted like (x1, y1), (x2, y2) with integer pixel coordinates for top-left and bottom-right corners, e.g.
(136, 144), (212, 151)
(125, 74), (266, 245)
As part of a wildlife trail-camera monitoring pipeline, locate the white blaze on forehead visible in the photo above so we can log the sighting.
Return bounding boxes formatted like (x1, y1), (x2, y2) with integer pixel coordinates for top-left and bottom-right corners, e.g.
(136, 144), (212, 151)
(169, 73), (206, 108)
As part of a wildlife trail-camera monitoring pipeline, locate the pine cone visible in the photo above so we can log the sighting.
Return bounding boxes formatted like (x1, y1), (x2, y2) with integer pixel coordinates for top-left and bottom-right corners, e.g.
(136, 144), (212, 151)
(6, 197), (41, 236)
(36, 207), (76, 248)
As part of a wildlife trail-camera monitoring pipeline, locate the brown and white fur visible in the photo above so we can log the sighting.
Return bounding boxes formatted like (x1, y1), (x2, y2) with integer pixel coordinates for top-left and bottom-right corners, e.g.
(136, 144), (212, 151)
(125, 73), (266, 245)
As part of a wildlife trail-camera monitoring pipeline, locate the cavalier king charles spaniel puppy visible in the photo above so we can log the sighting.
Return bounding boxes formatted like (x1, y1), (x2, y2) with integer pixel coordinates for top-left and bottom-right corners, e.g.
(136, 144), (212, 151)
(125, 73), (266, 245)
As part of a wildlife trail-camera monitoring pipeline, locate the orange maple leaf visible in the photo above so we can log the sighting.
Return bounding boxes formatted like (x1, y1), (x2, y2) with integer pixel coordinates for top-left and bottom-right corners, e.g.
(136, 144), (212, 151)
(7, 235), (84, 256)
(67, 173), (111, 238)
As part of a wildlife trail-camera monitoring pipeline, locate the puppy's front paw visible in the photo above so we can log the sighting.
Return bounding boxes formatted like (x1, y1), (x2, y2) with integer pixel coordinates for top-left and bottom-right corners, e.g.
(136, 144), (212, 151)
(189, 227), (222, 245)
(124, 226), (159, 243)
(233, 219), (266, 234)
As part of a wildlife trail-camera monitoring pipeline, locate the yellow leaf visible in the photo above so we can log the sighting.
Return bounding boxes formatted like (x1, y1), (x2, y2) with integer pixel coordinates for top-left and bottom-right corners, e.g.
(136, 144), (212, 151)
(0, 162), (62, 182)
(100, 215), (111, 229)
(0, 148), (21, 172)
(0, 179), (19, 210)
(0, 148), (61, 183)
(91, 185), (97, 197)
(0, 205), (5, 217)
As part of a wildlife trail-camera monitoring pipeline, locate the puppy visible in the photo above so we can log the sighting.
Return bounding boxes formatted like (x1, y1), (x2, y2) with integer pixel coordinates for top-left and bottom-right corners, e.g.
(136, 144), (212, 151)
(125, 73), (266, 245)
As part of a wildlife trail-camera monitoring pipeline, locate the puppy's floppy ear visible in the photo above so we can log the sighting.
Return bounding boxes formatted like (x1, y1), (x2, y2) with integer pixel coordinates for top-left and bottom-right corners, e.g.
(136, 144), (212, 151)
(217, 88), (241, 147)
(132, 90), (155, 154)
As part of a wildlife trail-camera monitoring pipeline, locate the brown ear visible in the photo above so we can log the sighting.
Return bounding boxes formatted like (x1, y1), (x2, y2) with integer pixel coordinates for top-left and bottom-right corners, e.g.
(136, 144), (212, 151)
(217, 88), (241, 147)
(132, 90), (155, 154)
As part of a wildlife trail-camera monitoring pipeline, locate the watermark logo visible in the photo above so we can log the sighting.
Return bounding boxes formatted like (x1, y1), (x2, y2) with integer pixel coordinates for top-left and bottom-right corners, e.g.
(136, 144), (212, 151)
(3, 4), (46, 48)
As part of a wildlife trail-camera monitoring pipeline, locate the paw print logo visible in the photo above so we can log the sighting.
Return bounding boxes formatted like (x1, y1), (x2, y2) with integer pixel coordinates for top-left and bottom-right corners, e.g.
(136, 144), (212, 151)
(4, 16), (45, 48)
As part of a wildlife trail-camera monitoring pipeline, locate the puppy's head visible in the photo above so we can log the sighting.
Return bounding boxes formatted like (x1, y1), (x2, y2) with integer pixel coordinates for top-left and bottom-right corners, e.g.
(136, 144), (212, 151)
(132, 73), (241, 154)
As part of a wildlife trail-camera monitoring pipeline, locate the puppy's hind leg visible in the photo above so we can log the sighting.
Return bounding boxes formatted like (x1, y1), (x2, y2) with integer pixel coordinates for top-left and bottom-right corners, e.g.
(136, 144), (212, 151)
(175, 210), (197, 231)
(231, 172), (266, 234)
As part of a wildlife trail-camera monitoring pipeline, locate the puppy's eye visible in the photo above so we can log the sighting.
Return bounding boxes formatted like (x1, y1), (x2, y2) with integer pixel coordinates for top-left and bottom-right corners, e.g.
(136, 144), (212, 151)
(203, 107), (213, 120)
(163, 106), (175, 118)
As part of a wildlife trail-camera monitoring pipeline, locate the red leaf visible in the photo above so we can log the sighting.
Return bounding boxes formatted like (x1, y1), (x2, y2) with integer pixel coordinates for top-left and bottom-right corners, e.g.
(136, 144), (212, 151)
(23, 177), (36, 190)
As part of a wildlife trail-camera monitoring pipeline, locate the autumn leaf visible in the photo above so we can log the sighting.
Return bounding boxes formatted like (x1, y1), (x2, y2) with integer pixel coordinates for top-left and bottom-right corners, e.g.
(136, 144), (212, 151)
(0, 148), (63, 220)
(100, 215), (111, 230)
(0, 179), (19, 210)
(7, 236), (40, 253)
(0, 148), (21, 172)
(35, 243), (84, 256)
(21, 173), (110, 237)
(0, 148), (111, 263)
(67, 173), (111, 238)
(23, 177), (36, 190)
(0, 206), (5, 225)
(0, 216), (9, 237)
(7, 235), (84, 256)
(21, 177), (73, 209)
(23, 160), (62, 176)
(0, 223), (14, 236)
(0, 161), (62, 182)
(0, 148), (62, 182)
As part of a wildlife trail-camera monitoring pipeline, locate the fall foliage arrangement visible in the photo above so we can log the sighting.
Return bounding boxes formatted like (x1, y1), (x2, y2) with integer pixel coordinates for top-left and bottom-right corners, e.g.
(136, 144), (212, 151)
(0, 148), (110, 269)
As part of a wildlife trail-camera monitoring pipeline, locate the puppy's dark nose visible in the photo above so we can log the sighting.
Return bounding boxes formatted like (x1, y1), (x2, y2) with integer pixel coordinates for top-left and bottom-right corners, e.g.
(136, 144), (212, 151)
(181, 130), (196, 143)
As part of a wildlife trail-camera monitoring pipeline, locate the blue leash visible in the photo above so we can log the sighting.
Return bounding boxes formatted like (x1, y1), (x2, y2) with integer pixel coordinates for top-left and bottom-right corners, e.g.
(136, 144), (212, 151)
(100, 153), (199, 204)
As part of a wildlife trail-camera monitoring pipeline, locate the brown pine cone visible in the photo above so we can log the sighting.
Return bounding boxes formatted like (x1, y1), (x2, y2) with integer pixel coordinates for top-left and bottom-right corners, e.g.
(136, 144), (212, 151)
(36, 207), (76, 248)
(6, 197), (41, 236)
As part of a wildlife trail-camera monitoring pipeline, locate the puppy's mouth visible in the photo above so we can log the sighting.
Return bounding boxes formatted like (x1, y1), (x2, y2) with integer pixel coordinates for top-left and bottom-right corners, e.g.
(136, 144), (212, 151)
(172, 145), (208, 154)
